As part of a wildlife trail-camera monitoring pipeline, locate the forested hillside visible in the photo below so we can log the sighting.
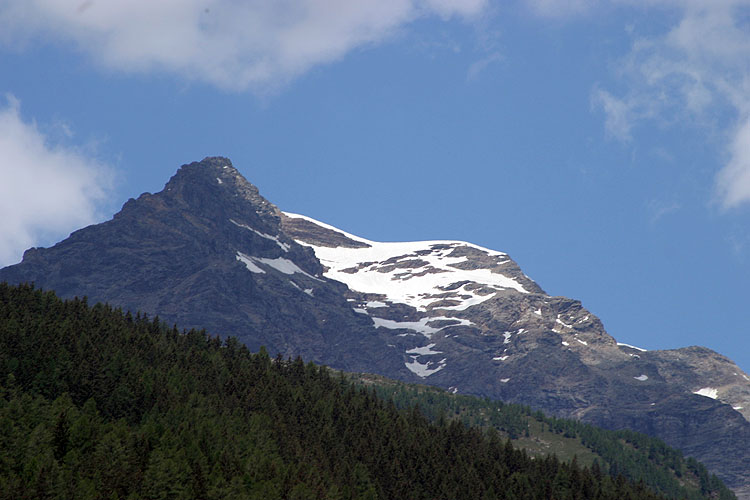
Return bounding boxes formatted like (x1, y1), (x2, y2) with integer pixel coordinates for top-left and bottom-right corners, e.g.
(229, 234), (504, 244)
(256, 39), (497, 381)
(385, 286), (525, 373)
(0, 283), (734, 499)
(354, 375), (733, 500)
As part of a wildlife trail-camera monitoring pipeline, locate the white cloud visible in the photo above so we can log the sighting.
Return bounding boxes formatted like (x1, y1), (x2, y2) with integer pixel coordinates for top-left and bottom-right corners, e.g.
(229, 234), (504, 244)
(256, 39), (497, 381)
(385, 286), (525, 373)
(647, 199), (681, 224)
(0, 0), (486, 93)
(524, 0), (750, 209)
(591, 0), (750, 208)
(591, 89), (635, 142)
(466, 51), (503, 81)
(525, 0), (599, 18)
(0, 95), (113, 267)
(717, 117), (750, 209)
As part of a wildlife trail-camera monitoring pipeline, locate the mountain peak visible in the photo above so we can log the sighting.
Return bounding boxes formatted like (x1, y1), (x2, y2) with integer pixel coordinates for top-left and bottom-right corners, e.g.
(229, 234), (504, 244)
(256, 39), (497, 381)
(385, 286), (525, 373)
(167, 157), (253, 195)
(124, 156), (282, 232)
(165, 156), (237, 187)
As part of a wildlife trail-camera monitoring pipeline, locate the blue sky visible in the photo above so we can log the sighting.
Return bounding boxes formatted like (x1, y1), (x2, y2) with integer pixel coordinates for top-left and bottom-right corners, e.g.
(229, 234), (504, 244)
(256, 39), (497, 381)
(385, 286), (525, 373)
(2, 0), (750, 371)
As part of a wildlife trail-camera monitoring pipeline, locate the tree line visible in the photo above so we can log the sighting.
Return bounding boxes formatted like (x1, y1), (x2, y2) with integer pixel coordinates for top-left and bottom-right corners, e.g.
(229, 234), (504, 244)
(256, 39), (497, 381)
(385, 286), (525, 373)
(0, 283), (735, 499)
(358, 376), (733, 500)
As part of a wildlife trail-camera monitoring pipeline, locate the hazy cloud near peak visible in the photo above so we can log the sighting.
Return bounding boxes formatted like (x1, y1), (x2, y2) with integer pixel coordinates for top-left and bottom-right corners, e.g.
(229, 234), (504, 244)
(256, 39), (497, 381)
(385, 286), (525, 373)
(0, 0), (487, 93)
(0, 95), (113, 267)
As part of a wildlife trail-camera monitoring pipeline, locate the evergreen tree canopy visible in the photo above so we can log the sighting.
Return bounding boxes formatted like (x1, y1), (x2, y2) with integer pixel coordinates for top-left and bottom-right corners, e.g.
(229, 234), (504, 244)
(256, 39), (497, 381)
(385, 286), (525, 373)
(0, 283), (735, 499)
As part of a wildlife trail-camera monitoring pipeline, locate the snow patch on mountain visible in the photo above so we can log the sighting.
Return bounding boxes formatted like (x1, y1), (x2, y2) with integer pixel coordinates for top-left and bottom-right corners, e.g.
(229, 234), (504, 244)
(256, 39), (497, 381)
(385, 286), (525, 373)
(406, 343), (442, 355)
(372, 317), (442, 336)
(257, 257), (318, 279)
(555, 316), (573, 330)
(230, 219), (290, 252)
(370, 316), (472, 338)
(236, 252), (265, 273)
(283, 212), (529, 313)
(620, 344), (648, 352)
(405, 357), (446, 378)
(236, 251), (321, 281)
(694, 387), (719, 399)
(617, 342), (648, 352)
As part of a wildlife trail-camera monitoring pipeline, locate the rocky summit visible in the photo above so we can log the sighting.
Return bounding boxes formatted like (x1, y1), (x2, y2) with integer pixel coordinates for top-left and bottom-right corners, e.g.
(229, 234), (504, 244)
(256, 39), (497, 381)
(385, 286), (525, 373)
(3, 157), (750, 497)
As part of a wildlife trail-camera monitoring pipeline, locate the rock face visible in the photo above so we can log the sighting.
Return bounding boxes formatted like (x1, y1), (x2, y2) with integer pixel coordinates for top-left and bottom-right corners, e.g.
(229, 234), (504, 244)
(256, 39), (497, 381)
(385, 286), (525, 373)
(0, 158), (408, 376)
(3, 157), (750, 497)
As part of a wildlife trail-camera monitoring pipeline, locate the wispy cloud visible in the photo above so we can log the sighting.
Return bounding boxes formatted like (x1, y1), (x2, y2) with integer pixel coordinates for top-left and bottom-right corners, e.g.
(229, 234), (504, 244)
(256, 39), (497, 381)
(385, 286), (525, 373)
(716, 117), (750, 208)
(727, 226), (750, 260)
(0, 95), (113, 267)
(466, 51), (503, 81)
(529, 0), (750, 209)
(590, 1), (750, 209)
(525, 0), (599, 18)
(591, 88), (636, 142)
(647, 199), (681, 224)
(0, 0), (487, 93)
